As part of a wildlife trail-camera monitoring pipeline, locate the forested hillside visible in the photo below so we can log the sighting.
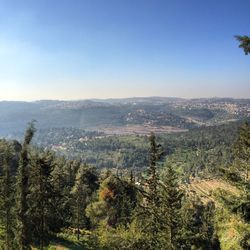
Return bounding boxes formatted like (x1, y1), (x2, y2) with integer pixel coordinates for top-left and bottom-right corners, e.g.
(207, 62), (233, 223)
(30, 121), (240, 174)
(0, 121), (249, 249)
(0, 98), (249, 137)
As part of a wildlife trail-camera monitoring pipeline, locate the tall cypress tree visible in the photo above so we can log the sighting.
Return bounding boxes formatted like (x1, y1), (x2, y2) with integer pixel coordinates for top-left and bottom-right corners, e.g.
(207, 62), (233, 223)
(138, 133), (166, 249)
(147, 133), (164, 247)
(16, 122), (36, 250)
(160, 163), (183, 249)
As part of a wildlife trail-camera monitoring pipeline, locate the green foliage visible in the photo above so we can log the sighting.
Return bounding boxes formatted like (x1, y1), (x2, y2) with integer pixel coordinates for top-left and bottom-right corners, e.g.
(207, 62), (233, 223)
(214, 187), (250, 223)
(235, 35), (250, 55)
(47, 230), (99, 250)
(233, 121), (250, 181)
(137, 133), (168, 249)
(70, 164), (99, 238)
(0, 141), (16, 249)
(86, 201), (107, 228)
(28, 151), (57, 248)
(96, 220), (146, 250)
(16, 122), (36, 250)
(160, 163), (183, 249)
(88, 174), (137, 228)
(180, 196), (219, 249)
(215, 206), (250, 250)
(160, 122), (240, 179)
(1, 119), (250, 249)
(17, 120), (241, 175)
(134, 134), (184, 249)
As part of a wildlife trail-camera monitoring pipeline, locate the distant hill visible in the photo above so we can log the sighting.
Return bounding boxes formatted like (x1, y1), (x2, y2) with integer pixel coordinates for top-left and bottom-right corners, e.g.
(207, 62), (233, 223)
(0, 97), (249, 137)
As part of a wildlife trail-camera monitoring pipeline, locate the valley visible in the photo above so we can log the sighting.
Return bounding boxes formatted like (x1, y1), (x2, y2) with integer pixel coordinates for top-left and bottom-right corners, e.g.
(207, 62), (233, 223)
(0, 97), (249, 138)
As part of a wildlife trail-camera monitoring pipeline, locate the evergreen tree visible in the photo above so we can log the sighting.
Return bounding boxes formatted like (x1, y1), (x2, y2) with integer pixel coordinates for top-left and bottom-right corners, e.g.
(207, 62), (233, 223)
(136, 133), (185, 249)
(160, 163), (183, 249)
(0, 143), (15, 249)
(180, 196), (220, 249)
(147, 133), (164, 194)
(233, 121), (250, 181)
(232, 121), (250, 222)
(138, 133), (168, 249)
(235, 35), (250, 55)
(16, 122), (36, 250)
(49, 156), (75, 231)
(87, 173), (137, 230)
(71, 164), (99, 239)
(28, 151), (55, 249)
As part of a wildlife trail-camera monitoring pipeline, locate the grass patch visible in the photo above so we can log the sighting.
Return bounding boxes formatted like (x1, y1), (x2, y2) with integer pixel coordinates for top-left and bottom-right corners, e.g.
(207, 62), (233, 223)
(215, 206), (250, 250)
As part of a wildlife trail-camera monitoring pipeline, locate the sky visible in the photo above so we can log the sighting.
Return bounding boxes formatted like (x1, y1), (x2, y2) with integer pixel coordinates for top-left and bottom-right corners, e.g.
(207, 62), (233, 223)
(0, 0), (249, 101)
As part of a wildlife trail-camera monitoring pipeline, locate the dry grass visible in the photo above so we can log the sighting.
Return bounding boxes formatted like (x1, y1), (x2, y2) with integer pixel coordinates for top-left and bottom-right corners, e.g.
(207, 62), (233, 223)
(185, 178), (241, 204)
(98, 124), (187, 135)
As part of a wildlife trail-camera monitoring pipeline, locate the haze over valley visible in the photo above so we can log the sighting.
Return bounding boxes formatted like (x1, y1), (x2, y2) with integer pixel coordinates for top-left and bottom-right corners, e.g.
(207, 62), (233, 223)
(1, 97), (249, 137)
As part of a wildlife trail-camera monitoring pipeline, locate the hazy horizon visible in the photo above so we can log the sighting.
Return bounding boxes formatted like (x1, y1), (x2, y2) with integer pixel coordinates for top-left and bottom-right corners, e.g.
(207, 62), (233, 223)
(1, 95), (250, 103)
(0, 0), (249, 100)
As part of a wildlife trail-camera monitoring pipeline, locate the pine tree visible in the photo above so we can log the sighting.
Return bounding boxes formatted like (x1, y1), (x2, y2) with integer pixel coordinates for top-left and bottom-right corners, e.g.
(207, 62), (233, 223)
(136, 133), (185, 249)
(180, 196), (219, 249)
(0, 143), (15, 249)
(235, 35), (250, 55)
(147, 133), (164, 194)
(233, 121), (250, 181)
(137, 133), (167, 249)
(233, 121), (250, 222)
(16, 122), (36, 250)
(160, 163), (183, 249)
(43, 156), (77, 233)
(71, 164), (99, 239)
(28, 151), (55, 249)
(147, 133), (164, 247)
(71, 167), (88, 240)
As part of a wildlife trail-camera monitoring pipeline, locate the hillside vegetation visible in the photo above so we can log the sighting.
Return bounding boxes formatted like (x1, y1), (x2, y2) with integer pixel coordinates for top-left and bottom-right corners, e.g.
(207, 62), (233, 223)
(32, 120), (240, 173)
(0, 120), (249, 249)
(186, 178), (250, 250)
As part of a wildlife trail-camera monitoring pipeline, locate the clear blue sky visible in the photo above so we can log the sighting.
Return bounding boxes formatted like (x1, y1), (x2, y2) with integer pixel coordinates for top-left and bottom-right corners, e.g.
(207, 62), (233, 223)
(0, 0), (249, 100)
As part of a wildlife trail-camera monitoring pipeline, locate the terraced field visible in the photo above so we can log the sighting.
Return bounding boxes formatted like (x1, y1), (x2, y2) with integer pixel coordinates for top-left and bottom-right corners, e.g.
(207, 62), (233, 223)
(185, 178), (241, 204)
